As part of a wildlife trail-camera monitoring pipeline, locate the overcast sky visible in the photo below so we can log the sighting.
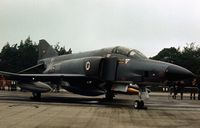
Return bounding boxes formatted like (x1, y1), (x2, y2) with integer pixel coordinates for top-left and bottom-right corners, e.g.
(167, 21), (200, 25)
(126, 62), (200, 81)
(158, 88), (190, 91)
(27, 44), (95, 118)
(0, 0), (200, 57)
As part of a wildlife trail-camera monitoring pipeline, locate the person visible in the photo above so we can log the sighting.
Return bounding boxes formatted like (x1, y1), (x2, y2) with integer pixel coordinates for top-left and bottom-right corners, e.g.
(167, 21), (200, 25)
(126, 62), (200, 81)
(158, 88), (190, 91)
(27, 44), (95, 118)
(167, 81), (177, 99)
(177, 81), (184, 100)
(191, 79), (197, 100)
(195, 78), (200, 100)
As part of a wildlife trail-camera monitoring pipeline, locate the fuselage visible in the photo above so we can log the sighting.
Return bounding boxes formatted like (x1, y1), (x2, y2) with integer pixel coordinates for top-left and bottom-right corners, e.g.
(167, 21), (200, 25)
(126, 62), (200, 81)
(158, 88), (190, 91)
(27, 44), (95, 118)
(40, 46), (193, 82)
(37, 46), (194, 96)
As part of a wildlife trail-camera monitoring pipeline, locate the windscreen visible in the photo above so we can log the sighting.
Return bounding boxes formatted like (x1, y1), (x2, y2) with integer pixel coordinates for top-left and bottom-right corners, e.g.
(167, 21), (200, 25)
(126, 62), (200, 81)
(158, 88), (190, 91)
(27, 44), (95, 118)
(112, 46), (147, 59)
(129, 49), (147, 59)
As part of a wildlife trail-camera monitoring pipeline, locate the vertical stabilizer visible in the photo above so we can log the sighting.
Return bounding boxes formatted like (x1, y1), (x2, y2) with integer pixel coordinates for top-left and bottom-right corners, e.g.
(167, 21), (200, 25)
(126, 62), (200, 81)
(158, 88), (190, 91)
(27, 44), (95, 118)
(38, 39), (58, 60)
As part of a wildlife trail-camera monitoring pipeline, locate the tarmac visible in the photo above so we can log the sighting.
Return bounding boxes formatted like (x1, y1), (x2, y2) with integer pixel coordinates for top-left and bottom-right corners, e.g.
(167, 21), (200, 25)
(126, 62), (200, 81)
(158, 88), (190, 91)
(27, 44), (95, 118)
(0, 91), (200, 128)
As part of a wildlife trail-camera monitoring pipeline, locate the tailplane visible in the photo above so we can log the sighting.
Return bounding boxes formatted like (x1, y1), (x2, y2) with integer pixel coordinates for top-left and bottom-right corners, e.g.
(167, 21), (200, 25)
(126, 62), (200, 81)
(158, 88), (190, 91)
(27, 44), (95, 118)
(38, 39), (58, 60)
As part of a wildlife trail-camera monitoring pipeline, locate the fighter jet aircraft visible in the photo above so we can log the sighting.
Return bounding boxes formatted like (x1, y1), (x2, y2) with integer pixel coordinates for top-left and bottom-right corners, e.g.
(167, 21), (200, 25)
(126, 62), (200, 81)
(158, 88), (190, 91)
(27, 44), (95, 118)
(0, 40), (194, 109)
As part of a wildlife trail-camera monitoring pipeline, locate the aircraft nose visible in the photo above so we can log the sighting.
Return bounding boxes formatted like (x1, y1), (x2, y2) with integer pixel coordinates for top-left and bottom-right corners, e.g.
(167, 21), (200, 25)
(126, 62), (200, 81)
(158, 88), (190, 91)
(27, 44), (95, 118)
(165, 65), (195, 80)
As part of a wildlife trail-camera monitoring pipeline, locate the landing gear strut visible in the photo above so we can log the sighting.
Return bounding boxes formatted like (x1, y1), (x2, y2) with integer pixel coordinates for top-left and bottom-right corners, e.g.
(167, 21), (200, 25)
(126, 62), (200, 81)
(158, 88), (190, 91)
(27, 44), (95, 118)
(133, 88), (148, 109)
(31, 92), (41, 100)
(105, 83), (115, 101)
(105, 91), (115, 101)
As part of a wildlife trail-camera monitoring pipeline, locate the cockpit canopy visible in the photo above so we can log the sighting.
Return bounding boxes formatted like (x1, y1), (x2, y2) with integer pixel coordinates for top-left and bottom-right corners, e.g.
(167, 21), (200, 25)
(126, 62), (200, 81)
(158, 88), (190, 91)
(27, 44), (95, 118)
(111, 46), (147, 59)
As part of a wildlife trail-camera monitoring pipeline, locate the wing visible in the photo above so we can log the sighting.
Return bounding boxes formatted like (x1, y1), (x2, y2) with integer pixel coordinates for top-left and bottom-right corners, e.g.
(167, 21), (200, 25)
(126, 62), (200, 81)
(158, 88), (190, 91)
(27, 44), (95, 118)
(17, 63), (45, 74)
(0, 71), (98, 82)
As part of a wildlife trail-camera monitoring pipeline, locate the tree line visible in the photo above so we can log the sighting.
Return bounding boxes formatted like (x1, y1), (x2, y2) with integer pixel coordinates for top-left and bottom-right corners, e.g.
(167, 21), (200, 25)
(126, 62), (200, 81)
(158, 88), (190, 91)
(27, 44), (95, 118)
(151, 43), (200, 76)
(0, 37), (72, 72)
(0, 37), (200, 76)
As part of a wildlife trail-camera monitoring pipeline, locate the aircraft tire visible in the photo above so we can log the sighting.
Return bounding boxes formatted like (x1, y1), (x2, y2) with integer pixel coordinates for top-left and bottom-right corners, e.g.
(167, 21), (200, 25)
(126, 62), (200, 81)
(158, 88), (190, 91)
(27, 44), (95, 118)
(105, 94), (114, 101)
(140, 100), (144, 108)
(134, 100), (144, 109)
(134, 100), (140, 109)
(32, 92), (41, 100)
(105, 91), (114, 101)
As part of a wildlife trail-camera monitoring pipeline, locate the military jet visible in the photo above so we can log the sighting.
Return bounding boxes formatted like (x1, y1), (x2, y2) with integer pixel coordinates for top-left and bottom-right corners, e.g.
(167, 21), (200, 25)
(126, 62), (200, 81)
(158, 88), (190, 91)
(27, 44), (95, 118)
(0, 40), (194, 109)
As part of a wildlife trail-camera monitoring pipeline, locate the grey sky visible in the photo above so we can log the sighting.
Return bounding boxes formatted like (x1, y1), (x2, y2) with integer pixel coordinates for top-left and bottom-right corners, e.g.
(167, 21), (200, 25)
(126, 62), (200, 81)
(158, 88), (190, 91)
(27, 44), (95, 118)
(0, 0), (200, 57)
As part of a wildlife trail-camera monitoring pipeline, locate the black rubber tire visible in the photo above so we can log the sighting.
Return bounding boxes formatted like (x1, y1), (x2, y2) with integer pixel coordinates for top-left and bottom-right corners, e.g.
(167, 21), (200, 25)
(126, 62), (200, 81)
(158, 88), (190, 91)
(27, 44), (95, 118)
(32, 92), (41, 100)
(105, 91), (114, 101)
(134, 100), (140, 109)
(140, 100), (144, 108)
(134, 100), (145, 109)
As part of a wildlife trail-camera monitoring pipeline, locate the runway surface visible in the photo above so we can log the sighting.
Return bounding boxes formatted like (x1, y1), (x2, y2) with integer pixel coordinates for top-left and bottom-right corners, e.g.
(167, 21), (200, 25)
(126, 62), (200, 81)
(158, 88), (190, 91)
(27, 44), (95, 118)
(0, 91), (200, 128)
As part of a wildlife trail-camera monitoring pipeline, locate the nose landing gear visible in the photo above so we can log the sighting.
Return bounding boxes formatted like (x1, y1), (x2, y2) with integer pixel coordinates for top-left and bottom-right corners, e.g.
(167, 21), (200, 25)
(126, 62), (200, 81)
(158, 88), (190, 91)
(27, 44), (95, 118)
(133, 87), (149, 109)
(134, 100), (144, 109)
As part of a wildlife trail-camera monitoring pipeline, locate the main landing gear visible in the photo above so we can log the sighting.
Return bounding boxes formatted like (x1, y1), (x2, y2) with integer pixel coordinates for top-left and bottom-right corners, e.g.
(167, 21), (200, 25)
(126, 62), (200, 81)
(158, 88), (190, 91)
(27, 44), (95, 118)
(31, 92), (41, 100)
(105, 91), (115, 101)
(105, 84), (115, 101)
(133, 88), (148, 109)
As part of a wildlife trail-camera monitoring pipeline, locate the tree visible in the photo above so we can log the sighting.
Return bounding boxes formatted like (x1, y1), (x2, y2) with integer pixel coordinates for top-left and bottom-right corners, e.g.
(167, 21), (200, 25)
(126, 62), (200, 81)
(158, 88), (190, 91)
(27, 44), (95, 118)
(151, 43), (200, 76)
(0, 37), (38, 72)
(54, 42), (72, 55)
(0, 43), (19, 72)
(17, 36), (38, 71)
(180, 43), (200, 75)
(0, 37), (72, 72)
(151, 47), (181, 64)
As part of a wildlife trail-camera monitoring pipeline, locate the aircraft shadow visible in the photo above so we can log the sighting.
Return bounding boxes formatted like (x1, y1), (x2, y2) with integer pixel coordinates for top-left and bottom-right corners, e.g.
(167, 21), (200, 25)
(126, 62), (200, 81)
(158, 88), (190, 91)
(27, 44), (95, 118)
(0, 94), (133, 108)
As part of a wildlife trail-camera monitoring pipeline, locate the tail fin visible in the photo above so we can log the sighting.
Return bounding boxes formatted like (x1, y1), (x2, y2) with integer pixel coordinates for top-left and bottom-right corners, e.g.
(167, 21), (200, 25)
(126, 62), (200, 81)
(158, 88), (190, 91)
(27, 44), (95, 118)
(38, 39), (58, 60)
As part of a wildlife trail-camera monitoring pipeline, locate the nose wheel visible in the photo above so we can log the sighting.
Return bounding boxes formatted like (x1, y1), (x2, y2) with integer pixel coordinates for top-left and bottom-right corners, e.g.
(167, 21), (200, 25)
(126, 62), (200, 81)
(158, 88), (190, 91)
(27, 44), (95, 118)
(134, 100), (145, 109)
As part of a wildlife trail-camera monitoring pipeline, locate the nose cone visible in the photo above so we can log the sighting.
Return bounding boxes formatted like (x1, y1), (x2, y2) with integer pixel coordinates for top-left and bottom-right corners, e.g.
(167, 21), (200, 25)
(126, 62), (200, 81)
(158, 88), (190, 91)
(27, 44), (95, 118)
(165, 65), (194, 80)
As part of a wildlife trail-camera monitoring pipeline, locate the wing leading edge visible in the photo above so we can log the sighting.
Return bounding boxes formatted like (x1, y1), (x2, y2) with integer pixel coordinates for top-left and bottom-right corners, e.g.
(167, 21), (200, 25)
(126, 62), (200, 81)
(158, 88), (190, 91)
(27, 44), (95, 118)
(0, 71), (97, 82)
